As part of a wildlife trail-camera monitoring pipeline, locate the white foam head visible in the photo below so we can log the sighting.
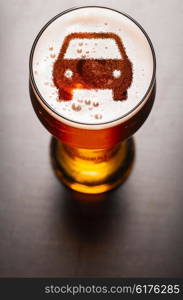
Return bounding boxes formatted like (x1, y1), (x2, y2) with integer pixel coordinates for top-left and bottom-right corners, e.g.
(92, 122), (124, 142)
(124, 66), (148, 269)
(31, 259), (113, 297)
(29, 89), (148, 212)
(31, 7), (155, 127)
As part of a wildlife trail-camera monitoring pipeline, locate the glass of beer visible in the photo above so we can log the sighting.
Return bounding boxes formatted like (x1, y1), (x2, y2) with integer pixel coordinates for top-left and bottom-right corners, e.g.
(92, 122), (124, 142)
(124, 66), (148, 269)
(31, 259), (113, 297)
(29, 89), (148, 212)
(29, 6), (156, 194)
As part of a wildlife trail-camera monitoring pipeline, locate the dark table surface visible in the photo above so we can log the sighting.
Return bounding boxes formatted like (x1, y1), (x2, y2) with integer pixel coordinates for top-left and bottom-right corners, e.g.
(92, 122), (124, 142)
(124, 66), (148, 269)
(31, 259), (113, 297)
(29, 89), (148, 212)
(1, 0), (183, 277)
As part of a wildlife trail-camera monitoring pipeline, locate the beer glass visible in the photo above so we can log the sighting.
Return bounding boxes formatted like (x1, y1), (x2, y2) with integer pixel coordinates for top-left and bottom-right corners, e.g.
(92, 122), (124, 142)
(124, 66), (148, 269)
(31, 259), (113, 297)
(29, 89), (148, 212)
(29, 6), (156, 194)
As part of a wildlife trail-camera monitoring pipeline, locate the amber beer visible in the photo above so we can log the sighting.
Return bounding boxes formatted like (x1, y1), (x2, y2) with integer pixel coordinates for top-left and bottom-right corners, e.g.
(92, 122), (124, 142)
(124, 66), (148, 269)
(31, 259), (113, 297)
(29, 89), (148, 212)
(29, 7), (156, 193)
(30, 84), (155, 149)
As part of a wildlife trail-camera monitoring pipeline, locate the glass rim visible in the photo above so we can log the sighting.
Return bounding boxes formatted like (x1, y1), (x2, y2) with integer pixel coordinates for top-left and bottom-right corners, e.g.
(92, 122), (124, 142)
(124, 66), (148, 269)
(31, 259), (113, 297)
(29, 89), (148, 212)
(29, 5), (156, 128)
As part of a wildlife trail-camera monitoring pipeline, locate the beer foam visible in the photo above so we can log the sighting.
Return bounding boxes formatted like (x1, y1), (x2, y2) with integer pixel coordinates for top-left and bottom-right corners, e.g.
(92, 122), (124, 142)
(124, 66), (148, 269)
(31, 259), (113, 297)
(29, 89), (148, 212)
(32, 7), (155, 125)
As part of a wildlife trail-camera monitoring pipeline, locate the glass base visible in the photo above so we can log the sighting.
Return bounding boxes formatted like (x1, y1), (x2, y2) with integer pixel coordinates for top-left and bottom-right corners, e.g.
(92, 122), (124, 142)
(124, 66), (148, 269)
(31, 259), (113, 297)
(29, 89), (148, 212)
(50, 137), (135, 194)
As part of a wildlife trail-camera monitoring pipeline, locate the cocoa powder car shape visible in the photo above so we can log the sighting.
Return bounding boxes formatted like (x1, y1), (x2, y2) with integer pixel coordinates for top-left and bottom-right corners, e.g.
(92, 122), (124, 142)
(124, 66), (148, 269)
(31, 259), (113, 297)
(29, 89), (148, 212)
(53, 32), (133, 101)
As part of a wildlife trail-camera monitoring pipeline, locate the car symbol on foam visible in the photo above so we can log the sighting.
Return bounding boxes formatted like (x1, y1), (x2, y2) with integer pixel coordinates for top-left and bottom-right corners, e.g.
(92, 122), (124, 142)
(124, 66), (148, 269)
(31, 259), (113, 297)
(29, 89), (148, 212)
(53, 33), (133, 101)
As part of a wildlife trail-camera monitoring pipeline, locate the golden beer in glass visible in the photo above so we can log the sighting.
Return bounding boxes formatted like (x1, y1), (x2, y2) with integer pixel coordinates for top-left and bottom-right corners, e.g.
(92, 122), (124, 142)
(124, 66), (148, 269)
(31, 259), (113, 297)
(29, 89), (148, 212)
(29, 6), (156, 194)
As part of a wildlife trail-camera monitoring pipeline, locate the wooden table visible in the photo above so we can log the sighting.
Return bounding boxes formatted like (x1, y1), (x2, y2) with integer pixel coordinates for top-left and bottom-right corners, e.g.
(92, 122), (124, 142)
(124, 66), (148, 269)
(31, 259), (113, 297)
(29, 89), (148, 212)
(0, 0), (183, 277)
